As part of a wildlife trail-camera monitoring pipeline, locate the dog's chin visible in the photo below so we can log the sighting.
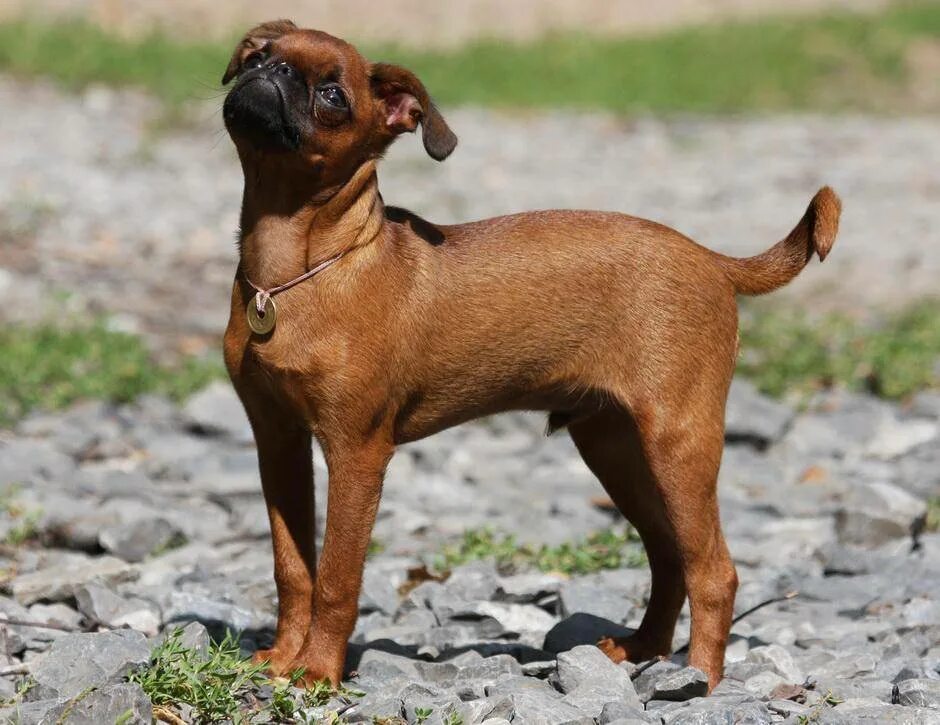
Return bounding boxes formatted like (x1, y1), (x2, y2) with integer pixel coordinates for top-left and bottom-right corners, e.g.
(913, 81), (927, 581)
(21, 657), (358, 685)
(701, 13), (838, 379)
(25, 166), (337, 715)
(223, 79), (302, 152)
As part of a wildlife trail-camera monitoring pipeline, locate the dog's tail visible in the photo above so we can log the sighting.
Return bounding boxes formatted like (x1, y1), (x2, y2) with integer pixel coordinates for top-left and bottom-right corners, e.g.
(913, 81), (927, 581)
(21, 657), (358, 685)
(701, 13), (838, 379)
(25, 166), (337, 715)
(714, 187), (841, 296)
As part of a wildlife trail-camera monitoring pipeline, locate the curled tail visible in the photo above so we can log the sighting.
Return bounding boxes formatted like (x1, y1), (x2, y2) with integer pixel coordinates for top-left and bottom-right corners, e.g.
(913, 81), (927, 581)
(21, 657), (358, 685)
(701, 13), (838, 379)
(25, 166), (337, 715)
(716, 187), (842, 296)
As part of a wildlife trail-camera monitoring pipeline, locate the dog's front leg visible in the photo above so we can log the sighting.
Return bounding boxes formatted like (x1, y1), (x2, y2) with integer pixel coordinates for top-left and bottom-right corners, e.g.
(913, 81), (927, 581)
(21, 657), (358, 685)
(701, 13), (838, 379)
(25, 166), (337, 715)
(245, 413), (317, 675)
(290, 438), (392, 687)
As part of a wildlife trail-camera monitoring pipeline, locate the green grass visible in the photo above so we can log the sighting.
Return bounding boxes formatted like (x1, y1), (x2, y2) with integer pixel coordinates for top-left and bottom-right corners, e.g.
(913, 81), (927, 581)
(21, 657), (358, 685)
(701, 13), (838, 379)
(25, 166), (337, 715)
(1, 3), (940, 113)
(927, 497), (940, 533)
(439, 526), (647, 575)
(128, 628), (357, 723)
(0, 321), (224, 426)
(738, 299), (940, 400)
(0, 299), (937, 429)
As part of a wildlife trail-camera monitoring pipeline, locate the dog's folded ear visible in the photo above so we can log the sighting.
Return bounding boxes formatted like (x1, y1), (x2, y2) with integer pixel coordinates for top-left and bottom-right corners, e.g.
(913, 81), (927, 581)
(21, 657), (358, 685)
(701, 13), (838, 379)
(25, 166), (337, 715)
(222, 19), (298, 85)
(370, 63), (458, 161)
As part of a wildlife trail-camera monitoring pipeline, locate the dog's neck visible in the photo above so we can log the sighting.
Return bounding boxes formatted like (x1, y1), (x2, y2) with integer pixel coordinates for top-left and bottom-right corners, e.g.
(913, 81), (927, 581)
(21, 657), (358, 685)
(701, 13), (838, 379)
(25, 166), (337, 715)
(237, 160), (385, 289)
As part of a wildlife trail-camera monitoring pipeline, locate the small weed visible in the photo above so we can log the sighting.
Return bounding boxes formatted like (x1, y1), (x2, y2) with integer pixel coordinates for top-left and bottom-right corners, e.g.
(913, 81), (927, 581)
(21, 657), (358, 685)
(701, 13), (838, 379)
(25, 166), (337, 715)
(367, 538), (386, 558)
(414, 706), (434, 724)
(443, 712), (465, 725)
(0, 485), (42, 547)
(0, 678), (34, 708)
(927, 497), (940, 533)
(738, 300), (940, 401)
(797, 688), (844, 723)
(128, 628), (357, 723)
(439, 526), (646, 575)
(0, 321), (224, 426)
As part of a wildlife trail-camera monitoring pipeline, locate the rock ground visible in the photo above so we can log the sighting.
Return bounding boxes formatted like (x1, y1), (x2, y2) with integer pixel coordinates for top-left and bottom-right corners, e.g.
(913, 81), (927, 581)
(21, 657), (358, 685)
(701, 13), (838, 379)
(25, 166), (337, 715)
(2, 77), (940, 358)
(0, 380), (938, 723)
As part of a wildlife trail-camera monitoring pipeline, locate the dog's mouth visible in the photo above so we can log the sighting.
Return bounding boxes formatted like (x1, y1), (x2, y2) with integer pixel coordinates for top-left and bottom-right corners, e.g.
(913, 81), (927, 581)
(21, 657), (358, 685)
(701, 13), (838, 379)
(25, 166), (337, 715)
(223, 76), (303, 151)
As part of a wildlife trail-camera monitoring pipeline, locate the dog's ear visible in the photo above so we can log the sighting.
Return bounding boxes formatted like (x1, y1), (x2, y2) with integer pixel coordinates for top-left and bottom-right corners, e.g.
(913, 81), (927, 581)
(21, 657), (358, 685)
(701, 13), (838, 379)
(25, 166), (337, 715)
(370, 63), (457, 161)
(222, 19), (298, 85)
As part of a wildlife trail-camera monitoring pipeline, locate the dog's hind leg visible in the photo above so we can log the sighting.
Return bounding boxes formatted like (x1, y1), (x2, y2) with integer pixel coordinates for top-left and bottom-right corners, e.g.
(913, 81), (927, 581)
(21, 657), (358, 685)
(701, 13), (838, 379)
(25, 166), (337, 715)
(568, 398), (736, 691)
(568, 409), (686, 663)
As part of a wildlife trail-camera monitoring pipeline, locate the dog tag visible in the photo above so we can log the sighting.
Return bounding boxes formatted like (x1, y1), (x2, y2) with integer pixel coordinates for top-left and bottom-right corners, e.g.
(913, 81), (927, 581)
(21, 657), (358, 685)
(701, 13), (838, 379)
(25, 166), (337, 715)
(247, 295), (277, 335)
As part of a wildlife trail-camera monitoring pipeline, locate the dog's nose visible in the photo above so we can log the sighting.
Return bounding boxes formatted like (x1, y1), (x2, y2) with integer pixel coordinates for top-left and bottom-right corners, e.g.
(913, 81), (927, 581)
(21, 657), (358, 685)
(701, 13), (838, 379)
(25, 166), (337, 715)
(272, 62), (298, 80)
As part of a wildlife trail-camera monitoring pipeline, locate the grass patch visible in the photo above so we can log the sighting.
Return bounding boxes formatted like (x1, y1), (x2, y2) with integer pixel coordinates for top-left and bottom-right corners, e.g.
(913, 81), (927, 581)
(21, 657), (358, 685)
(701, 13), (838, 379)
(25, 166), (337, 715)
(738, 299), (940, 400)
(0, 484), (42, 547)
(128, 628), (357, 723)
(439, 526), (646, 576)
(0, 321), (224, 426)
(1, 3), (940, 113)
(927, 497), (940, 533)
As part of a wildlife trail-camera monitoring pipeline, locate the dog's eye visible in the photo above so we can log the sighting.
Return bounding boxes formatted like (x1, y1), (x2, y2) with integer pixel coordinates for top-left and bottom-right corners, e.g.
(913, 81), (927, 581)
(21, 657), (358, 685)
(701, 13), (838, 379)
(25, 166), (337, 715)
(316, 84), (348, 109)
(243, 52), (265, 70)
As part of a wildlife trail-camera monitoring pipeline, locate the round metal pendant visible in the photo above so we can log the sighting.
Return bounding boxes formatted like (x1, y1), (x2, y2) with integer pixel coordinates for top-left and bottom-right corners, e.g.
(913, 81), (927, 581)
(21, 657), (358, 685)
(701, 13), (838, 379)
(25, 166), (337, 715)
(247, 295), (277, 335)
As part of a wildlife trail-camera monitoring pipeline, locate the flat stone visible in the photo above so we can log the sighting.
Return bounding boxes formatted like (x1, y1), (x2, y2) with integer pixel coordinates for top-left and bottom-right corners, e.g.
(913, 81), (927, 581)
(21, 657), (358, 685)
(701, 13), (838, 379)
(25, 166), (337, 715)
(598, 701), (656, 724)
(74, 582), (161, 635)
(99, 515), (184, 562)
(650, 666), (709, 702)
(495, 572), (564, 603)
(746, 643), (804, 683)
(28, 630), (151, 700)
(632, 660), (683, 703)
(485, 676), (584, 724)
(554, 645), (642, 715)
(0, 698), (67, 725)
(559, 579), (634, 624)
(835, 481), (927, 546)
(9, 554), (136, 605)
(41, 682), (153, 724)
(659, 697), (773, 725)
(894, 678), (940, 709)
(180, 380), (252, 442)
(725, 378), (794, 445)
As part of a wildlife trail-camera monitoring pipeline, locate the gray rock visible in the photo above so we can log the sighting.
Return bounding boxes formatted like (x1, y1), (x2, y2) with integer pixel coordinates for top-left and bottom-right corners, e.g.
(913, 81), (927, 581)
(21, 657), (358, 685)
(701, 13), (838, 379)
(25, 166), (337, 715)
(99, 516), (184, 563)
(26, 602), (83, 630)
(724, 378), (794, 445)
(485, 676), (584, 724)
(9, 555), (136, 605)
(74, 582), (161, 635)
(559, 579), (634, 624)
(553, 645), (642, 715)
(745, 643), (804, 683)
(894, 678), (940, 709)
(496, 572), (563, 603)
(650, 667), (709, 702)
(41, 682), (153, 724)
(455, 601), (557, 637)
(659, 697), (772, 724)
(835, 482), (927, 546)
(0, 698), (67, 725)
(598, 700), (656, 724)
(181, 381), (252, 442)
(633, 660), (683, 703)
(344, 694), (404, 722)
(816, 703), (940, 724)
(742, 669), (787, 698)
(28, 630), (151, 700)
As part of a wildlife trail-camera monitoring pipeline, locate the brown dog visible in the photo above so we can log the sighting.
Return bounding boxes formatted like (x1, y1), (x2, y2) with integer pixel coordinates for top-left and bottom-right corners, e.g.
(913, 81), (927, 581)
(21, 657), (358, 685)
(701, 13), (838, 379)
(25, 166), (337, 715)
(220, 20), (841, 691)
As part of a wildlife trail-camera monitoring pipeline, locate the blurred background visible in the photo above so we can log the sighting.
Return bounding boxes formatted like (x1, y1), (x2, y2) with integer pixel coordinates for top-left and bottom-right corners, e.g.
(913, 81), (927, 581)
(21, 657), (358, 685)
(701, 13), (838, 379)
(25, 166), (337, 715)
(0, 2), (938, 723)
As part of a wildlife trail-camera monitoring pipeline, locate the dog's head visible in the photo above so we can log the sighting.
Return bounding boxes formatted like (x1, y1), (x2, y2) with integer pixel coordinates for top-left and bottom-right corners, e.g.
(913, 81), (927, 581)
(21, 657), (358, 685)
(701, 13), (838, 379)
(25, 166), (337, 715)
(222, 21), (457, 181)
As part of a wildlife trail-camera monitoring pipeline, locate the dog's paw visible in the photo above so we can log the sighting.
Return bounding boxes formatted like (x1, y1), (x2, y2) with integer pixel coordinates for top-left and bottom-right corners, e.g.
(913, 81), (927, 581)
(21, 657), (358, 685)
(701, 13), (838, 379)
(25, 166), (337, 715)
(252, 647), (297, 676)
(598, 634), (669, 664)
(597, 636), (629, 663)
